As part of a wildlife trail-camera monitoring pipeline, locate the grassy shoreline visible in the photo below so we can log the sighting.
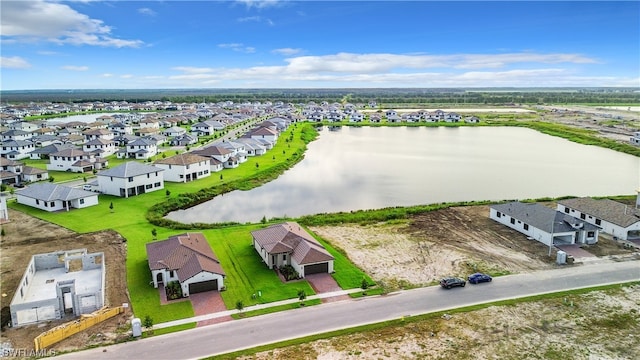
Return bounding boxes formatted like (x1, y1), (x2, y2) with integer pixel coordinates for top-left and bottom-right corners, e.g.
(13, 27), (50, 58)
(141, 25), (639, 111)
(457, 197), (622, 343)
(5, 120), (637, 324)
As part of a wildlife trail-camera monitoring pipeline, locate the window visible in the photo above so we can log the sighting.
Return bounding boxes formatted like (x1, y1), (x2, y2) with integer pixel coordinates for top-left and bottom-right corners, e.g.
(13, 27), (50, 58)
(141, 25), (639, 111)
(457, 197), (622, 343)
(564, 207), (570, 214)
(595, 219), (601, 226)
(523, 224), (529, 230)
(587, 231), (595, 238)
(145, 184), (152, 189)
(283, 254), (287, 261)
(510, 218), (515, 225)
(179, 175), (184, 179)
(36, 199), (39, 205)
(128, 177), (133, 182)
(154, 182), (161, 187)
(147, 173), (150, 178)
(80, 199), (85, 204)
(580, 213), (586, 220)
(169, 270), (174, 277)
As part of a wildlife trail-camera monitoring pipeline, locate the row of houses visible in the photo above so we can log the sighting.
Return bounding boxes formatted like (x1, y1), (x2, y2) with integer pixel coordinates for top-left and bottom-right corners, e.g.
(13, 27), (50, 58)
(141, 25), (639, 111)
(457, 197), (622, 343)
(13, 117), (289, 211)
(489, 195), (640, 249)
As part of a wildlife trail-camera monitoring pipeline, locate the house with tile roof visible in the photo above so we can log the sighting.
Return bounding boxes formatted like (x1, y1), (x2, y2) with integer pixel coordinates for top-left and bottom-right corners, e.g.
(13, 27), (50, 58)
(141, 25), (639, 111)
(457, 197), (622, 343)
(21, 166), (49, 183)
(251, 222), (335, 278)
(120, 138), (158, 160)
(146, 233), (226, 296)
(46, 148), (102, 173)
(154, 153), (211, 183)
(489, 201), (600, 247)
(96, 161), (164, 197)
(16, 183), (99, 212)
(1, 140), (35, 160)
(557, 197), (640, 241)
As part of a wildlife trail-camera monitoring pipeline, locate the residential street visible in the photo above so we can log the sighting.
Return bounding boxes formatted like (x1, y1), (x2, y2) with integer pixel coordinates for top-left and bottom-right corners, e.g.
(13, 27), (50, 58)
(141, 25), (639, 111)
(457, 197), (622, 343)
(54, 259), (640, 360)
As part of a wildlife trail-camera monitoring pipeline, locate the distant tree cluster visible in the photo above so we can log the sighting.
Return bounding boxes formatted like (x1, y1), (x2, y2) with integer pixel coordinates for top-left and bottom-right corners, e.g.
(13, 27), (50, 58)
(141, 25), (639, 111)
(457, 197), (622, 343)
(2, 88), (638, 105)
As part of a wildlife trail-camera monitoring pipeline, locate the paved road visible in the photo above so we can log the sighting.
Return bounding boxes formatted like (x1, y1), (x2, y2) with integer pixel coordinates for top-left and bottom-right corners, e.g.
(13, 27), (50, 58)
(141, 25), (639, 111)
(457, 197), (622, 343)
(55, 260), (639, 360)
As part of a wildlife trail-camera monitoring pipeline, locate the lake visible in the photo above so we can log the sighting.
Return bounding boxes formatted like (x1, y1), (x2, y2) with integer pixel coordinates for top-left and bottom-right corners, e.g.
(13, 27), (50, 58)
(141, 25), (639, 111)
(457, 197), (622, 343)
(166, 126), (640, 224)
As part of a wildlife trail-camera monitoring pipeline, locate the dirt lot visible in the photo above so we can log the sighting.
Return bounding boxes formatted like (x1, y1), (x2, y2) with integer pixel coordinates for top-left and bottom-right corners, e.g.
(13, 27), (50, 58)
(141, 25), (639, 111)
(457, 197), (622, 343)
(311, 205), (555, 288)
(0, 209), (131, 354)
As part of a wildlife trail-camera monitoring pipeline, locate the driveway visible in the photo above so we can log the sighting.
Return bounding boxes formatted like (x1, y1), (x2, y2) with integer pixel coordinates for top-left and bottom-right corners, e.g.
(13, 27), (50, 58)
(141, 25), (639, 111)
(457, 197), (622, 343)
(305, 273), (351, 303)
(555, 244), (596, 258)
(189, 291), (232, 327)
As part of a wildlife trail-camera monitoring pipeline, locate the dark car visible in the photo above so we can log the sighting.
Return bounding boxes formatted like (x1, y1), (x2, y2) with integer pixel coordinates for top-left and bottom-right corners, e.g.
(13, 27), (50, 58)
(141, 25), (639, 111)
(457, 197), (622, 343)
(468, 273), (492, 284)
(440, 277), (466, 289)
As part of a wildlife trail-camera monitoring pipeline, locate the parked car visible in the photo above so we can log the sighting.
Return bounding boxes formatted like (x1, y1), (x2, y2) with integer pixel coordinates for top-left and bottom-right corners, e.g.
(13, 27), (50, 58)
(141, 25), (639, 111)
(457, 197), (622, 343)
(468, 273), (492, 284)
(440, 277), (466, 289)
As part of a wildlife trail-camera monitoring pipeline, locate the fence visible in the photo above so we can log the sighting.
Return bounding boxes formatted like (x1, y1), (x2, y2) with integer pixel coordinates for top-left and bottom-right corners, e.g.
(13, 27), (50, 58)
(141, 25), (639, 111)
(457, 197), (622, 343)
(34, 306), (125, 351)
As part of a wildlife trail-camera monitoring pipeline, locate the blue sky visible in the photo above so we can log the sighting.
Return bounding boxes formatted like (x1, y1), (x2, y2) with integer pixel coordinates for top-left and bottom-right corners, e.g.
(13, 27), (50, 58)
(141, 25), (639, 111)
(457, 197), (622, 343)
(1, 0), (638, 90)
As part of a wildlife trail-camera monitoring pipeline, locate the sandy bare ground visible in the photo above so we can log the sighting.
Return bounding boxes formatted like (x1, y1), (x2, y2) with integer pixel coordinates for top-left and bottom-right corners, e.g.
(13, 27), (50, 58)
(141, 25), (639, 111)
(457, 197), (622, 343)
(0, 209), (131, 354)
(310, 206), (556, 288)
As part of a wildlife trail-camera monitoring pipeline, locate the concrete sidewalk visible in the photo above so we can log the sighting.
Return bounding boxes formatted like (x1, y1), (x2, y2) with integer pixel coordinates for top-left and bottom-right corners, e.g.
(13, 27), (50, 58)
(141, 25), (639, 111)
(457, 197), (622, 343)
(154, 288), (364, 329)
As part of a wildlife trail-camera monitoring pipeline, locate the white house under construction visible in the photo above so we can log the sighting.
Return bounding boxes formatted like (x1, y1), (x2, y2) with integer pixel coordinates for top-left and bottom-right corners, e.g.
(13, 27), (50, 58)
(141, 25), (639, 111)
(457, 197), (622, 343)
(9, 249), (105, 327)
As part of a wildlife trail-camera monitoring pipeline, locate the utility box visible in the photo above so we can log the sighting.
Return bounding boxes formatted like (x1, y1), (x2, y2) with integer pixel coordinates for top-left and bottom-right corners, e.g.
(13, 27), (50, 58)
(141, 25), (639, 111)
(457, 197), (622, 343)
(132, 318), (142, 337)
(556, 250), (567, 265)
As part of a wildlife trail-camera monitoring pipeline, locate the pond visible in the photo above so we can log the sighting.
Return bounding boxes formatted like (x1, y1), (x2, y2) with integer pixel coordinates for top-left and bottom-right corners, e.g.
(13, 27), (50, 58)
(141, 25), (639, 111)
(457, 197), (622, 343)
(166, 126), (640, 224)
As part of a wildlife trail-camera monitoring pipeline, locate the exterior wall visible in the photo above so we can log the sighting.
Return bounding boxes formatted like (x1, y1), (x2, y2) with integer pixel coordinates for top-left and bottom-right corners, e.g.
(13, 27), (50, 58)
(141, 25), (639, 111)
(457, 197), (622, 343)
(489, 208), (553, 246)
(16, 194), (65, 212)
(253, 240), (271, 267)
(23, 172), (49, 182)
(291, 261), (303, 277)
(71, 196), (99, 209)
(0, 194), (8, 221)
(10, 250), (104, 326)
(557, 203), (639, 240)
(181, 272), (224, 296)
(98, 172), (164, 197)
(156, 162), (210, 183)
(46, 155), (93, 172)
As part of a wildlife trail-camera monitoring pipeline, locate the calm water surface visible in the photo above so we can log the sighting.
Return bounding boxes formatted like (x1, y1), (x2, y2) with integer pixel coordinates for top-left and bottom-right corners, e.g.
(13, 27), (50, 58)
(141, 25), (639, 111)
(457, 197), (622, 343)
(166, 126), (640, 224)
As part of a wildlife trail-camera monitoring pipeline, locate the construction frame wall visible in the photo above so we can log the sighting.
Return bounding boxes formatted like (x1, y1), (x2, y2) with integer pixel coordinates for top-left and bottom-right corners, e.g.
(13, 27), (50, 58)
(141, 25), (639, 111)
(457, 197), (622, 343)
(9, 249), (105, 327)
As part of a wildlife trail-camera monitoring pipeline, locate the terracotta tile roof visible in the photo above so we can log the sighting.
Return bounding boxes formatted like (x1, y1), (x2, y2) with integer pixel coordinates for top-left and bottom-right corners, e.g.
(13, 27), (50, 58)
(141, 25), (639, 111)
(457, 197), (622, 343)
(154, 153), (209, 166)
(251, 222), (334, 265)
(146, 233), (225, 282)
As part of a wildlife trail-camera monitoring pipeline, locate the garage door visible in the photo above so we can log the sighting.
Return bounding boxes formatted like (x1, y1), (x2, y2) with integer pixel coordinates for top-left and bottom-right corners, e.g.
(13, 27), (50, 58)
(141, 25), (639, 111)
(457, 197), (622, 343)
(188, 280), (217, 294)
(304, 262), (328, 275)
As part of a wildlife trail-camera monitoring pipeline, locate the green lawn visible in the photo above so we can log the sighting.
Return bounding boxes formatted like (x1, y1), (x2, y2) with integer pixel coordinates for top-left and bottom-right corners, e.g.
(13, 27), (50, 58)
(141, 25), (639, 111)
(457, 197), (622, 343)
(7, 123), (369, 324)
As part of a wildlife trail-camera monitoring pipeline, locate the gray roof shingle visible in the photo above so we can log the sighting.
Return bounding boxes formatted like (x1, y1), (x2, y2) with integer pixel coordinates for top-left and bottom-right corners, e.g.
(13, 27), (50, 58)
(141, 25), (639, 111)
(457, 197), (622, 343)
(97, 161), (163, 178)
(558, 197), (640, 228)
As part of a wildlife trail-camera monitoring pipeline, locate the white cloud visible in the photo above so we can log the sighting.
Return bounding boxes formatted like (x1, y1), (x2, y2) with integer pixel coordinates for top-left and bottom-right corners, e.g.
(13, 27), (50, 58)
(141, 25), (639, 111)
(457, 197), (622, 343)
(172, 66), (214, 74)
(0, 0), (143, 48)
(238, 16), (261, 22)
(218, 43), (256, 53)
(235, 0), (284, 9)
(138, 8), (157, 16)
(165, 51), (623, 88)
(101, 73), (114, 78)
(282, 52), (598, 74)
(0, 56), (31, 69)
(272, 48), (303, 56)
(237, 16), (275, 25)
(120, 74), (134, 79)
(61, 65), (89, 71)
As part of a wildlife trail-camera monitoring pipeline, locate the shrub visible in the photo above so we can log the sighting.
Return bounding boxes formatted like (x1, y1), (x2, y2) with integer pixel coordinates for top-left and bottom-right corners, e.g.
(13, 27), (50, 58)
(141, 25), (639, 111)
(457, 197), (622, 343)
(165, 281), (183, 300)
(279, 265), (300, 281)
